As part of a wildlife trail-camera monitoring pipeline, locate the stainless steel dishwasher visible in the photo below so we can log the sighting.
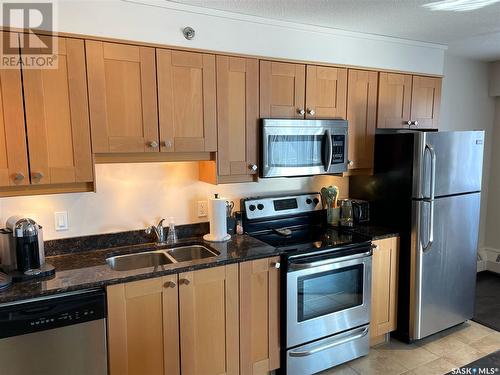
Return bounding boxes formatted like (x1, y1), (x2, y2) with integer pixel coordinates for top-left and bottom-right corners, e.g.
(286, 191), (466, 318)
(0, 289), (108, 375)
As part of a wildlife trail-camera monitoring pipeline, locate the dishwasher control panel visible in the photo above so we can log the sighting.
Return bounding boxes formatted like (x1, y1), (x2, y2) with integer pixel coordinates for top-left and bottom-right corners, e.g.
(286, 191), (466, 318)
(0, 289), (106, 339)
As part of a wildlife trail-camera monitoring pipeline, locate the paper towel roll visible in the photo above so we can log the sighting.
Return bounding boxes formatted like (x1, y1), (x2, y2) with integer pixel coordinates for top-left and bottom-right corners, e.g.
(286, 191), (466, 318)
(203, 195), (231, 242)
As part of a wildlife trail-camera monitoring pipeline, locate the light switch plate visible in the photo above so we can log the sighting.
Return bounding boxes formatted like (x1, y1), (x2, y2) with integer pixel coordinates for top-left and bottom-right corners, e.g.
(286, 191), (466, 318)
(197, 201), (208, 217)
(54, 211), (69, 231)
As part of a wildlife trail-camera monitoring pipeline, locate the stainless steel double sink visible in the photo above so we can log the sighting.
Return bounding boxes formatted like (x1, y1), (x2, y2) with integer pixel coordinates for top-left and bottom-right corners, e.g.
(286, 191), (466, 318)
(106, 244), (219, 271)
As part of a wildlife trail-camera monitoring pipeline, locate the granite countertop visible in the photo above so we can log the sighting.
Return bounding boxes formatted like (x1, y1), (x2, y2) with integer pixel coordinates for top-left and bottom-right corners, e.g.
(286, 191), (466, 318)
(0, 234), (279, 304)
(345, 224), (399, 240)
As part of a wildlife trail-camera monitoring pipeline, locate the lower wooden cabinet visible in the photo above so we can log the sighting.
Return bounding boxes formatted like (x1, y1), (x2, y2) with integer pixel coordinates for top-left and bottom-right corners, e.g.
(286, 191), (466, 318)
(239, 257), (280, 374)
(370, 237), (399, 345)
(107, 259), (281, 375)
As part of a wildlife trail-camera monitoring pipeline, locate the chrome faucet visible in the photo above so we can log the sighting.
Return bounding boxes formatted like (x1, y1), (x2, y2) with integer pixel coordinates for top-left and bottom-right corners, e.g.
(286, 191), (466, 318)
(145, 219), (166, 244)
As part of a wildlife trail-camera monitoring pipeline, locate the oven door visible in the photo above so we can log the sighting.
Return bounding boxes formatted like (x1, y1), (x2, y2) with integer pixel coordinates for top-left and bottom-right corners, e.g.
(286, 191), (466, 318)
(286, 249), (372, 348)
(261, 119), (348, 177)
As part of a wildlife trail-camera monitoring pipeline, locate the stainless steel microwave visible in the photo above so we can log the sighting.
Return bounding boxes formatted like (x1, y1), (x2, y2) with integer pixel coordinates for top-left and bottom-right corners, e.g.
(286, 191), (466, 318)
(261, 119), (348, 178)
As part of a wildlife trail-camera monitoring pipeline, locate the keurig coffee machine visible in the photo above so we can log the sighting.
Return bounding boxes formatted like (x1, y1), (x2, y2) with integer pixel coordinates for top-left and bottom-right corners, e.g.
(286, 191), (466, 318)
(0, 216), (55, 282)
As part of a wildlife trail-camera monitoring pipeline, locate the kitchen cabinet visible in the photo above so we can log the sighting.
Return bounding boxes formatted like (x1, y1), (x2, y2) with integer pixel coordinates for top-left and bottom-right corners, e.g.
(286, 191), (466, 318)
(86, 41), (158, 153)
(22, 36), (93, 185)
(157, 49), (217, 153)
(346, 69), (378, 172)
(239, 257), (280, 374)
(305, 66), (347, 119)
(410, 76), (442, 129)
(107, 274), (180, 375)
(370, 236), (399, 345)
(107, 265), (238, 375)
(260, 61), (348, 120)
(260, 61), (306, 118)
(0, 32), (29, 187)
(199, 56), (259, 184)
(378, 73), (441, 129)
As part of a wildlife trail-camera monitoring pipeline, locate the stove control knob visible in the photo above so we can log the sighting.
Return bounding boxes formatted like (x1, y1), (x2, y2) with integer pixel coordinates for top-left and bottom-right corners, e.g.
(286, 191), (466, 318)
(313, 198), (320, 205)
(257, 204), (264, 210)
(306, 198), (312, 205)
(249, 204), (256, 211)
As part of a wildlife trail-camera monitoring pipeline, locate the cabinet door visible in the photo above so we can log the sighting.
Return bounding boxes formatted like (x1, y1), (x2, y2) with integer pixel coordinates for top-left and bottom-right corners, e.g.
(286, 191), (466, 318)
(157, 50), (217, 152)
(370, 237), (399, 343)
(260, 61), (305, 118)
(179, 265), (239, 375)
(0, 32), (29, 187)
(107, 275), (180, 375)
(217, 56), (259, 178)
(347, 69), (378, 171)
(240, 257), (280, 375)
(305, 66), (347, 119)
(86, 41), (158, 153)
(377, 73), (412, 129)
(22, 37), (93, 185)
(410, 76), (441, 129)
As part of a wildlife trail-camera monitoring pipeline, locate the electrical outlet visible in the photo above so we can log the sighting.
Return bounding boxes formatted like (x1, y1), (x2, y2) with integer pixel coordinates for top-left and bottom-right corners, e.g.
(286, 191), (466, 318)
(197, 201), (208, 217)
(54, 211), (69, 231)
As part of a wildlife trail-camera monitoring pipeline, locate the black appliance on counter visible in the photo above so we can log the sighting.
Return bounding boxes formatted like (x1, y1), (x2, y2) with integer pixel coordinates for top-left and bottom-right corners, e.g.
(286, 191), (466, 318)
(0, 217), (55, 282)
(242, 193), (373, 375)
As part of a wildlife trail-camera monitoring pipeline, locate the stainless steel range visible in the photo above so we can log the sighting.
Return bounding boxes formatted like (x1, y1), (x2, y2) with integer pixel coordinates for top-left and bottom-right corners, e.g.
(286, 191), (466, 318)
(242, 193), (373, 375)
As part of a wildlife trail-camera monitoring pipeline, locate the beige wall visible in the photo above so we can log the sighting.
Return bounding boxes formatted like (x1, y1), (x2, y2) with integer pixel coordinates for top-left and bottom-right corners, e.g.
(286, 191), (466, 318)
(440, 53), (495, 248)
(489, 61), (500, 96)
(0, 163), (347, 240)
(485, 99), (500, 251)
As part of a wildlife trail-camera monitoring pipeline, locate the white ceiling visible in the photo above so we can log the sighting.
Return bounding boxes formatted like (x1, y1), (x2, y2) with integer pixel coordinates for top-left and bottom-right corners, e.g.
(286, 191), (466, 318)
(170, 0), (500, 61)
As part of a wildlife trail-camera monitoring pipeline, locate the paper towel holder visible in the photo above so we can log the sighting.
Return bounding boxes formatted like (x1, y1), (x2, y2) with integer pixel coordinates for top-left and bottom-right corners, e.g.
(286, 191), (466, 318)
(203, 193), (231, 242)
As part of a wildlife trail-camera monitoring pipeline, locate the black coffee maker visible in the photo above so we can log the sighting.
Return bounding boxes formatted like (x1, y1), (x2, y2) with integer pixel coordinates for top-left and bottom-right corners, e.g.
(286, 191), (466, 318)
(0, 217), (55, 282)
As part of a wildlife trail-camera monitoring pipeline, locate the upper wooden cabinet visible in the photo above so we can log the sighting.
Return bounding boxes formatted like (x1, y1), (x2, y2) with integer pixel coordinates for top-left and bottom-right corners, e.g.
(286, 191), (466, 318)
(107, 274), (180, 375)
(378, 72), (441, 129)
(370, 237), (399, 345)
(157, 50), (217, 153)
(0, 33), (29, 187)
(260, 61), (305, 118)
(239, 257), (280, 374)
(306, 66), (347, 119)
(22, 36), (93, 185)
(346, 69), (378, 171)
(200, 56), (259, 184)
(411, 76), (441, 129)
(86, 41), (158, 153)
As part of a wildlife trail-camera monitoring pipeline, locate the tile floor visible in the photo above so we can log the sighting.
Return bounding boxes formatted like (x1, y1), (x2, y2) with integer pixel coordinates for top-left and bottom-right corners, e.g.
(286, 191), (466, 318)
(321, 321), (500, 375)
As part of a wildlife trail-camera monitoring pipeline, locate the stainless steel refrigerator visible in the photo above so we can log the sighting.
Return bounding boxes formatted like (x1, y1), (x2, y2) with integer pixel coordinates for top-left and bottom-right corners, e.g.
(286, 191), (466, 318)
(350, 130), (485, 341)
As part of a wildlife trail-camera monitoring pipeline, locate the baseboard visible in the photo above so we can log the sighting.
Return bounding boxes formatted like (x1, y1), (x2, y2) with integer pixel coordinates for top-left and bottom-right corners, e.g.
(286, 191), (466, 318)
(478, 247), (500, 274)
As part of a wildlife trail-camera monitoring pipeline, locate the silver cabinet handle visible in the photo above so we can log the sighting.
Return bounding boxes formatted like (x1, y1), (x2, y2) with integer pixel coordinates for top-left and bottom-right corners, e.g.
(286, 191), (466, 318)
(324, 129), (333, 172)
(148, 141), (159, 148)
(297, 108), (305, 115)
(180, 278), (190, 285)
(161, 140), (172, 148)
(289, 250), (371, 271)
(289, 326), (369, 357)
(164, 281), (176, 288)
(414, 121), (419, 126)
(406, 120), (412, 126)
(348, 160), (354, 166)
(307, 109), (315, 116)
(14, 172), (24, 181)
(32, 172), (44, 180)
(371, 243), (380, 250)
(250, 164), (258, 171)
(423, 144), (436, 253)
(271, 262), (281, 269)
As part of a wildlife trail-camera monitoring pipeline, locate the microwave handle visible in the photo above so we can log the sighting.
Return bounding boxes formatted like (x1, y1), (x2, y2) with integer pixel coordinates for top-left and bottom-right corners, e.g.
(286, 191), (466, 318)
(324, 129), (333, 172)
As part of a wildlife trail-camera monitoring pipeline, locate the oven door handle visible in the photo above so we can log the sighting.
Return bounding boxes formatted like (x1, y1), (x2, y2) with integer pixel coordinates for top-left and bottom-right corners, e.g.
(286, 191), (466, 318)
(324, 128), (333, 172)
(288, 326), (369, 357)
(288, 250), (372, 271)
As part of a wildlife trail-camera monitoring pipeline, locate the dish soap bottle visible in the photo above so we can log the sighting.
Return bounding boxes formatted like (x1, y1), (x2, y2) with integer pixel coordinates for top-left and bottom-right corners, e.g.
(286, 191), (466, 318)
(166, 217), (178, 244)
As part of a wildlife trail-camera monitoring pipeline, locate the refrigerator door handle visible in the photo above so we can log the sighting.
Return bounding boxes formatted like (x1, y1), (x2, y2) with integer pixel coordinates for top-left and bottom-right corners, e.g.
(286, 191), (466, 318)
(423, 144), (436, 253)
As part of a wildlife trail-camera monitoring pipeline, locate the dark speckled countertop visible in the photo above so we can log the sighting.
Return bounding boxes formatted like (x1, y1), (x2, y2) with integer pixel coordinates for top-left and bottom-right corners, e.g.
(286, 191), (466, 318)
(0, 234), (279, 304)
(345, 224), (399, 241)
